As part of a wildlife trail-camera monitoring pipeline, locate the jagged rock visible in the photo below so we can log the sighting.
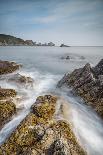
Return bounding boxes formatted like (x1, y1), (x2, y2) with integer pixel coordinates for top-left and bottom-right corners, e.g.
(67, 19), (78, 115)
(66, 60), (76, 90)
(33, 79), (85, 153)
(57, 59), (103, 118)
(93, 59), (103, 76)
(0, 60), (21, 75)
(0, 95), (86, 155)
(8, 73), (34, 87)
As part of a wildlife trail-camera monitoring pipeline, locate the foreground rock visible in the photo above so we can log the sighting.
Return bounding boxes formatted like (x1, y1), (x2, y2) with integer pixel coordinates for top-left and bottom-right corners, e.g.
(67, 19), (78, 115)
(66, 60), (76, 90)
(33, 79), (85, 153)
(0, 60), (21, 75)
(57, 59), (103, 118)
(0, 88), (17, 129)
(0, 101), (16, 130)
(0, 95), (86, 155)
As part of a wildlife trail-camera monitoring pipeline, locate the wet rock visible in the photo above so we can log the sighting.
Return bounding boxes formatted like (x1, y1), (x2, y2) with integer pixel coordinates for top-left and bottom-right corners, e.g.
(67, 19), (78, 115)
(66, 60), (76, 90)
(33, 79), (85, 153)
(8, 73), (34, 87)
(0, 95), (86, 155)
(0, 101), (16, 129)
(31, 95), (57, 120)
(61, 55), (70, 60)
(0, 88), (16, 100)
(0, 60), (21, 75)
(57, 59), (103, 118)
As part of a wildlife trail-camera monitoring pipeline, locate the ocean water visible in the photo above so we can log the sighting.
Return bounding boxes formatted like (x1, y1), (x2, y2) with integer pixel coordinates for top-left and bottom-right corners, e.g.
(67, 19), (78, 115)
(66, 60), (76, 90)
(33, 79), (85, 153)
(0, 46), (103, 155)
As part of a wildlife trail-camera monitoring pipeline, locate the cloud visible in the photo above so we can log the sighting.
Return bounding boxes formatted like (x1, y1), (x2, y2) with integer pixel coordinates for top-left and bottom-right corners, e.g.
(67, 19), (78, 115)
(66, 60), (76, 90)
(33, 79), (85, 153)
(0, 0), (103, 45)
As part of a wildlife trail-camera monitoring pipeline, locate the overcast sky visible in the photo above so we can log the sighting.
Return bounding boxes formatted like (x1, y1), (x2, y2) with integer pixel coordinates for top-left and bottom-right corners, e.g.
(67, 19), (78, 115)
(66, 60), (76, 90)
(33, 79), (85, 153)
(0, 0), (103, 46)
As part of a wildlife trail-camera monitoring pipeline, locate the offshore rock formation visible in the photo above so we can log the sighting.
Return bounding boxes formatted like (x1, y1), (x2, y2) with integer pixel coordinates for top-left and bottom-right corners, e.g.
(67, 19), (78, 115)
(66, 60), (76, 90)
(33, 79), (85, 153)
(0, 95), (86, 155)
(0, 60), (21, 75)
(0, 101), (16, 130)
(60, 44), (70, 47)
(57, 59), (103, 118)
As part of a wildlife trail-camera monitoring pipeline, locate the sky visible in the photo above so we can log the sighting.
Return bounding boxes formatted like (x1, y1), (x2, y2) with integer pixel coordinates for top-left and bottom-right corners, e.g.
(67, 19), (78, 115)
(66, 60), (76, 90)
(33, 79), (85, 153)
(0, 0), (103, 46)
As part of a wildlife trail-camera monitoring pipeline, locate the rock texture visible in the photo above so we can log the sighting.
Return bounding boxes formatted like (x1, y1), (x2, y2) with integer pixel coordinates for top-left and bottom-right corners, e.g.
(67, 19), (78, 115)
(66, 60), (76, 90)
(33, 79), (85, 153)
(0, 87), (17, 129)
(0, 88), (16, 100)
(0, 95), (86, 155)
(0, 60), (20, 75)
(57, 59), (103, 118)
(0, 101), (16, 129)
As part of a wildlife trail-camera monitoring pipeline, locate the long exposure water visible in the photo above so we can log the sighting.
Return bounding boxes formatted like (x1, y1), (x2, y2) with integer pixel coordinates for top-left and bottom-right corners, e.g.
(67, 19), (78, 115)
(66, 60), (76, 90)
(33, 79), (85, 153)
(0, 46), (103, 155)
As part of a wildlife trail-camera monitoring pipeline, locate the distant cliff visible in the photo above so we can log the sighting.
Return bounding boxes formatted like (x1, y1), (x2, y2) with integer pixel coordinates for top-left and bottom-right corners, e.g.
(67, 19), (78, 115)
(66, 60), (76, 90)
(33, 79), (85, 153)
(0, 34), (55, 46)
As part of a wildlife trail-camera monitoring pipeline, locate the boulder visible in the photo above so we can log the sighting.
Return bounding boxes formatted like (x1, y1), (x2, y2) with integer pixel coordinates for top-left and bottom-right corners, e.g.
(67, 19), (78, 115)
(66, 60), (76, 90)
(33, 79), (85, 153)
(0, 95), (86, 155)
(57, 59), (103, 118)
(0, 60), (21, 75)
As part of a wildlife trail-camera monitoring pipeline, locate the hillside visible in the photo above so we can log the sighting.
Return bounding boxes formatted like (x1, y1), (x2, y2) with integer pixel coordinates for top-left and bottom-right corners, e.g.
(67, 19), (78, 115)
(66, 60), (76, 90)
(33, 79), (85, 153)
(0, 34), (55, 46)
(0, 34), (27, 46)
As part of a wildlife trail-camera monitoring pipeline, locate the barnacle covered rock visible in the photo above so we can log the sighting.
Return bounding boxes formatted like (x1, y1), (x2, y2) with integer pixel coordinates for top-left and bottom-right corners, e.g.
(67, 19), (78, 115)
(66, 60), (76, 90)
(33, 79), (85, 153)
(0, 95), (86, 155)
(0, 101), (16, 129)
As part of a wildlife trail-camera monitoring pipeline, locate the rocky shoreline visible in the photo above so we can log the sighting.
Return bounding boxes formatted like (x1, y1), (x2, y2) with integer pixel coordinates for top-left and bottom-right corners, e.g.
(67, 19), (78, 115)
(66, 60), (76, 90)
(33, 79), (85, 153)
(0, 60), (87, 154)
(0, 59), (103, 154)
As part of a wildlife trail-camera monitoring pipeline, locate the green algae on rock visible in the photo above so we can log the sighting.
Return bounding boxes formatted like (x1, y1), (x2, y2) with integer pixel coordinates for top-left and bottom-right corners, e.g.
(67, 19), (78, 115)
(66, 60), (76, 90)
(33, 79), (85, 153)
(31, 95), (57, 120)
(0, 101), (16, 129)
(0, 88), (17, 100)
(0, 60), (21, 75)
(0, 95), (87, 155)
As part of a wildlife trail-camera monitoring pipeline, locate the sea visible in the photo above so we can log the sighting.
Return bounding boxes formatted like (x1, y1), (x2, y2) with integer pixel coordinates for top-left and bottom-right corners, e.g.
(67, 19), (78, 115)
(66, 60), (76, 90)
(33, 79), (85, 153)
(0, 46), (103, 155)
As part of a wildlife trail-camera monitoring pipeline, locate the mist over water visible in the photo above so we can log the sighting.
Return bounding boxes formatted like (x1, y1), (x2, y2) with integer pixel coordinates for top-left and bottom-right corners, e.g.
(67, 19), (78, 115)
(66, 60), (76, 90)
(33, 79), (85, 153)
(0, 46), (103, 154)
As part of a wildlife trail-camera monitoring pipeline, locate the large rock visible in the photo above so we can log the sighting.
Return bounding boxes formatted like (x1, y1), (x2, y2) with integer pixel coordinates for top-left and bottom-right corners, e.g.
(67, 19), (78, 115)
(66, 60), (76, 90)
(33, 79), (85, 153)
(57, 59), (103, 118)
(0, 95), (86, 155)
(0, 60), (21, 75)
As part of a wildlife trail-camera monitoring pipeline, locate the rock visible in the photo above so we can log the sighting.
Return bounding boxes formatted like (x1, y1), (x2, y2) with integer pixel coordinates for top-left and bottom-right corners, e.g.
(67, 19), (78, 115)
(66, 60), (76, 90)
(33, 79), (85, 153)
(0, 95), (86, 155)
(0, 101), (16, 129)
(0, 60), (21, 75)
(93, 59), (103, 76)
(57, 59), (103, 118)
(60, 44), (70, 47)
(0, 88), (17, 129)
(31, 95), (57, 120)
(0, 88), (17, 100)
(61, 55), (70, 60)
(8, 73), (34, 88)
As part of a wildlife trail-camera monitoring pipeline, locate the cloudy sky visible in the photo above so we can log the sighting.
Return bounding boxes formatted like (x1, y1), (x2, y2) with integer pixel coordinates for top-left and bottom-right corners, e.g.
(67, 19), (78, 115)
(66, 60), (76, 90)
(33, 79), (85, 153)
(0, 0), (103, 46)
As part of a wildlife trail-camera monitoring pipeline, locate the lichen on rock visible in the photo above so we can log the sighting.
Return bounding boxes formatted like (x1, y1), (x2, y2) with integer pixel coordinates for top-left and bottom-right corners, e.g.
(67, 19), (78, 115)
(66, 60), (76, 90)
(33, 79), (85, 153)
(57, 59), (103, 118)
(0, 95), (87, 155)
(0, 88), (17, 100)
(0, 100), (16, 129)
